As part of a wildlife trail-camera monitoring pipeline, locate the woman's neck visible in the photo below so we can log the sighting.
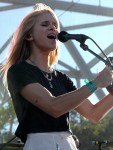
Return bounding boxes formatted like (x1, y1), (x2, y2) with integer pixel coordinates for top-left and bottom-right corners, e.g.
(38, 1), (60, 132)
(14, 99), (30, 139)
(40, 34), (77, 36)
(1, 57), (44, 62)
(27, 57), (52, 73)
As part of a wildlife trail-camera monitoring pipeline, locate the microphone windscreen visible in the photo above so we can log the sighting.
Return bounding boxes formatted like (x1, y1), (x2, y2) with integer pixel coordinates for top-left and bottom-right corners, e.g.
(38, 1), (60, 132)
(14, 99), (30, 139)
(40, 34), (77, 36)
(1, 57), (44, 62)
(57, 31), (68, 42)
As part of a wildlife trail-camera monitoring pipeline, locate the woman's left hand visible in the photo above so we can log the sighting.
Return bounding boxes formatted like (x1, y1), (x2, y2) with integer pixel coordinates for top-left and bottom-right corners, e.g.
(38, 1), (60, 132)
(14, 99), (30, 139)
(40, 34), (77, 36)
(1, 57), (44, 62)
(106, 84), (113, 96)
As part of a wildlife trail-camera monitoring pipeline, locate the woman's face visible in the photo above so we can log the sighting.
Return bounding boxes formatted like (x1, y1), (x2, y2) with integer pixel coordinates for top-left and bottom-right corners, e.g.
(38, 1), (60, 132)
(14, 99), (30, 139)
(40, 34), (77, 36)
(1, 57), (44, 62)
(31, 12), (59, 53)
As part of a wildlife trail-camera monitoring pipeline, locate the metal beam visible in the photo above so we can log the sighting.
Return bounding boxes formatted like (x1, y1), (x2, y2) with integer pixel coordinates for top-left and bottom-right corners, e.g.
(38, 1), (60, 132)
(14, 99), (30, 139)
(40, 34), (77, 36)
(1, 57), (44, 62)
(64, 20), (113, 31)
(1, 1), (113, 17)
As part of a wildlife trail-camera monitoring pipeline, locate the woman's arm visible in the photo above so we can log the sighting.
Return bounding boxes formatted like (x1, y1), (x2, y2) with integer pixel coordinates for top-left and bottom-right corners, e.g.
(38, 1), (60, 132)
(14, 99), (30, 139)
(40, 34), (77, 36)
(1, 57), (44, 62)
(75, 94), (113, 123)
(21, 83), (93, 118)
(20, 66), (113, 118)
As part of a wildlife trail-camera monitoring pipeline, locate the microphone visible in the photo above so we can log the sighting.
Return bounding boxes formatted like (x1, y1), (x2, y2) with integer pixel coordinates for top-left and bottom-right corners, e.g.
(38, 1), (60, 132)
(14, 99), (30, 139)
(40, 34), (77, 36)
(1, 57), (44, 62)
(92, 140), (109, 146)
(57, 31), (89, 43)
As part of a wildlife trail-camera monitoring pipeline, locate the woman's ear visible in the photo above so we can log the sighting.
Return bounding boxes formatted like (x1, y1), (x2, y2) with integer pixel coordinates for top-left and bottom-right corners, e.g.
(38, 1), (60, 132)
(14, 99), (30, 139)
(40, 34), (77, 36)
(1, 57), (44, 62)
(26, 34), (33, 41)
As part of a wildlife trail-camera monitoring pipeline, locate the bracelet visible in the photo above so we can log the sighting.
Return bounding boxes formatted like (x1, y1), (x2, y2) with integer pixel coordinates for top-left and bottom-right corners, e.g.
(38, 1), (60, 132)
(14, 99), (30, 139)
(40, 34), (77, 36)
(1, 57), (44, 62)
(84, 79), (97, 93)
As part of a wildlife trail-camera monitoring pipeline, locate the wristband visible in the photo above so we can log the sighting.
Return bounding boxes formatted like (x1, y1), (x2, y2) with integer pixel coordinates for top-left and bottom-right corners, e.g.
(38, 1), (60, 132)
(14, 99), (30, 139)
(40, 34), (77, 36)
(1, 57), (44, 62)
(84, 79), (97, 93)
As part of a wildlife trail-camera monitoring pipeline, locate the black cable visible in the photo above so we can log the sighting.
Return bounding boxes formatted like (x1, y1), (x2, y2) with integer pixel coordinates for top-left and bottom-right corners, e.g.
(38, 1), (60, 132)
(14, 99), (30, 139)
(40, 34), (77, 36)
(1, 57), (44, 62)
(88, 37), (112, 67)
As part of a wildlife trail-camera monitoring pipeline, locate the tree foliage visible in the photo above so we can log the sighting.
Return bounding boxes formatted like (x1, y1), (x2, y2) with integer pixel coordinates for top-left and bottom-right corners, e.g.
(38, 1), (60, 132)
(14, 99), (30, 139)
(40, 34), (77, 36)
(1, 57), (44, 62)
(70, 110), (113, 150)
(0, 77), (17, 144)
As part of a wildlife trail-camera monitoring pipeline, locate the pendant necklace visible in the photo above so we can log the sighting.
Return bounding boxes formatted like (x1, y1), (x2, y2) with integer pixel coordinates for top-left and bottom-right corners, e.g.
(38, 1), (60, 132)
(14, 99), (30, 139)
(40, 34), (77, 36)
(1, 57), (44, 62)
(42, 72), (53, 88)
(28, 59), (53, 88)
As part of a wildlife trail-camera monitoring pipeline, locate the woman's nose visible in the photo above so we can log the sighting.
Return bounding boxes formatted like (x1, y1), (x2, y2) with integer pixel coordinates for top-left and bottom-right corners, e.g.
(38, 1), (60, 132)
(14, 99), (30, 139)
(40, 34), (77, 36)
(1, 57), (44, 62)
(49, 24), (56, 30)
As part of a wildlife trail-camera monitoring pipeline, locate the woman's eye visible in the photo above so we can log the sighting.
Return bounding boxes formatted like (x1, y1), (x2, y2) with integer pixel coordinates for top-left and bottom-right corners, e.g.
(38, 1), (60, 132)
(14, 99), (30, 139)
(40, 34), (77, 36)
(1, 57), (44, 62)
(42, 24), (48, 26)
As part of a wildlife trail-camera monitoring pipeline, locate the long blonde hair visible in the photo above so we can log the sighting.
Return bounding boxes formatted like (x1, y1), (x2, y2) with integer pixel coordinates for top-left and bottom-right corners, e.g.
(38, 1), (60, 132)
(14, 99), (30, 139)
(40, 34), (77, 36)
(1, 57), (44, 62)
(1, 3), (60, 86)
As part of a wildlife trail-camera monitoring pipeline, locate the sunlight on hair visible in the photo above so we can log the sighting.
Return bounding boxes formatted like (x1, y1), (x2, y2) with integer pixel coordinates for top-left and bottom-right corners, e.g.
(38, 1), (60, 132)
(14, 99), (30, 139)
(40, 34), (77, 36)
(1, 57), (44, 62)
(33, 3), (51, 11)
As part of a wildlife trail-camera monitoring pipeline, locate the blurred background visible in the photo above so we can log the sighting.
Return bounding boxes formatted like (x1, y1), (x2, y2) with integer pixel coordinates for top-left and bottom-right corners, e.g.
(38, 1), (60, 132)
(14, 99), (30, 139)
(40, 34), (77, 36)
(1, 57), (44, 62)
(1, 0), (113, 149)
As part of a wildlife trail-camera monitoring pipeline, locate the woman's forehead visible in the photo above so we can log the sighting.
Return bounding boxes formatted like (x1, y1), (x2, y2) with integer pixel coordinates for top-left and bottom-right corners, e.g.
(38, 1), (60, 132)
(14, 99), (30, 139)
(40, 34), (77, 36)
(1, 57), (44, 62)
(36, 12), (58, 22)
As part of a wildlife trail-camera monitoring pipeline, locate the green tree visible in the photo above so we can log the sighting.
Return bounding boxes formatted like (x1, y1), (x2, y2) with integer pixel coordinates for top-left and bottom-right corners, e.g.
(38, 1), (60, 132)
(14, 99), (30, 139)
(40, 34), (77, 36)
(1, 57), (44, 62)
(0, 77), (17, 144)
(70, 111), (113, 150)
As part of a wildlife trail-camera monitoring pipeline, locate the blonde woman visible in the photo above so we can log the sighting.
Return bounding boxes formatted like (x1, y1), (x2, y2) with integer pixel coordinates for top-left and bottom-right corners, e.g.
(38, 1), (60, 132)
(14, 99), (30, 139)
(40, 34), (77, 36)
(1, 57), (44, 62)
(2, 3), (113, 150)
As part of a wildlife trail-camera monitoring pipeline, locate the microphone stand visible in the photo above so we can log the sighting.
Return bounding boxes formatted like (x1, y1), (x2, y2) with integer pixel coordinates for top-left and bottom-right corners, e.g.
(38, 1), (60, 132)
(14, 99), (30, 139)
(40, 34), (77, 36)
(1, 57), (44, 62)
(79, 39), (113, 150)
(80, 43), (113, 69)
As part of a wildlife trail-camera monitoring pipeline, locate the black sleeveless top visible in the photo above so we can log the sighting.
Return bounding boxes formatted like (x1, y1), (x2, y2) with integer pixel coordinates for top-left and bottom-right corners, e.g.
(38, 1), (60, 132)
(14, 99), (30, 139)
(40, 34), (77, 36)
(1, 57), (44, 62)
(7, 61), (76, 143)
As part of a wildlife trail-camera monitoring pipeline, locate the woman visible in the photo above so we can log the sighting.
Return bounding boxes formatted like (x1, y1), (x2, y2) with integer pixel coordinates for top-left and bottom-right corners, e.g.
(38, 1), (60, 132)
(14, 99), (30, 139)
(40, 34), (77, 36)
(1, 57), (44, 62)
(1, 3), (113, 150)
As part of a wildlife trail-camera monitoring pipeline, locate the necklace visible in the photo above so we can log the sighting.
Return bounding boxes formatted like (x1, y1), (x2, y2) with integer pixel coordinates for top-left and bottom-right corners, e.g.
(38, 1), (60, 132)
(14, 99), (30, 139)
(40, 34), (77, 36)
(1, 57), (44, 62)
(28, 58), (53, 88)
(42, 72), (53, 88)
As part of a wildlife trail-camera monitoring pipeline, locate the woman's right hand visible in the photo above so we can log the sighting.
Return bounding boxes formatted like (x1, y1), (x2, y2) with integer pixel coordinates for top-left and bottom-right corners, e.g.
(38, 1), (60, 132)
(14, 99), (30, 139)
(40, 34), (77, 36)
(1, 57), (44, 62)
(93, 66), (113, 89)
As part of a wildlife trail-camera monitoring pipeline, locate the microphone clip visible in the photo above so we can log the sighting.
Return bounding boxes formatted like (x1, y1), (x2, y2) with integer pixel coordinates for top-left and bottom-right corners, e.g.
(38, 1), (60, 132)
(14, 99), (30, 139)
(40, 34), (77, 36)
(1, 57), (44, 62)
(80, 43), (89, 51)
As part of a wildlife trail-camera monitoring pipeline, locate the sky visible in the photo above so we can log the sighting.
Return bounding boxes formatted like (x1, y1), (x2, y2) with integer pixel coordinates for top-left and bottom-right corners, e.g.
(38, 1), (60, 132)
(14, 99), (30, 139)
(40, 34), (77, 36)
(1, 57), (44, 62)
(1, 0), (113, 105)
